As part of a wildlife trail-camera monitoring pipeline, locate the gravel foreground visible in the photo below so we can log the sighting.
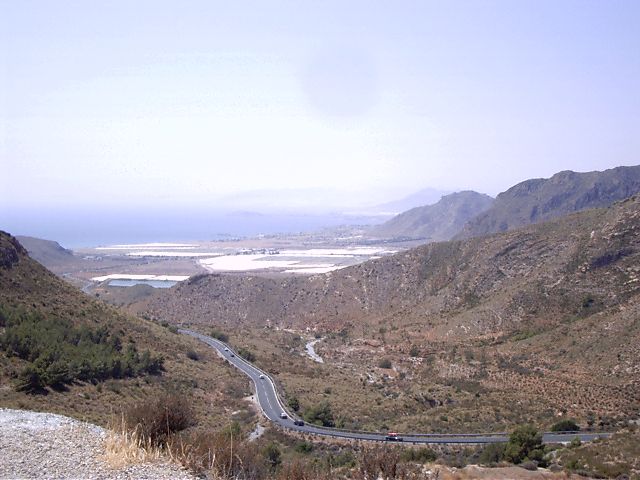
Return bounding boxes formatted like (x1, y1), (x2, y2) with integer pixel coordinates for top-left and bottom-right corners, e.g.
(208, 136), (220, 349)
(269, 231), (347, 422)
(0, 409), (196, 480)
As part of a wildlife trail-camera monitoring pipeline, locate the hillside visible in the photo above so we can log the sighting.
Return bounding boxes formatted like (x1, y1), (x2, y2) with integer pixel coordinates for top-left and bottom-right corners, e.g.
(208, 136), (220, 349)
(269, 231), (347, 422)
(140, 195), (640, 337)
(368, 191), (494, 241)
(12, 234), (151, 290)
(456, 165), (640, 239)
(0, 232), (251, 430)
(15, 235), (77, 268)
(137, 197), (640, 432)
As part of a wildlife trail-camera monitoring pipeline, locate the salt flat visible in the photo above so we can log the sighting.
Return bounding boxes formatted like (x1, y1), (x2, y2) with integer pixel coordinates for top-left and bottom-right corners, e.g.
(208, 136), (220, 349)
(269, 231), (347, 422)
(278, 247), (397, 257)
(91, 273), (190, 282)
(125, 251), (224, 257)
(198, 255), (338, 272)
(75, 234), (406, 286)
(95, 243), (198, 249)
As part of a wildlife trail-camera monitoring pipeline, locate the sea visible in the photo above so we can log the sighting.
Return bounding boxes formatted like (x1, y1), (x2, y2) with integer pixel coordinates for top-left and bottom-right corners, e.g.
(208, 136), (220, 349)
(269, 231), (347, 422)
(1, 206), (388, 248)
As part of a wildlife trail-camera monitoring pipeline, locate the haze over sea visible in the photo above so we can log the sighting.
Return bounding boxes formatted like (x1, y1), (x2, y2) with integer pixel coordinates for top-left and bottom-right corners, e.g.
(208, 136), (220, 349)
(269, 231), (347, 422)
(1, 207), (384, 248)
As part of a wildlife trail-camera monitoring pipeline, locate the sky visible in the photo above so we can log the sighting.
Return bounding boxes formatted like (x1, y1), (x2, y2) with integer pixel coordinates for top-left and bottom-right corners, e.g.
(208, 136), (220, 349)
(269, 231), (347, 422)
(1, 0), (640, 211)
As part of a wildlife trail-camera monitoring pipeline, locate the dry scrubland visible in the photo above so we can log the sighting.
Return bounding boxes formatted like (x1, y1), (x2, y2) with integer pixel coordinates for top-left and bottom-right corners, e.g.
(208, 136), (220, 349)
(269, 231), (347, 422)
(0, 232), (253, 431)
(2, 196), (640, 478)
(138, 196), (640, 434)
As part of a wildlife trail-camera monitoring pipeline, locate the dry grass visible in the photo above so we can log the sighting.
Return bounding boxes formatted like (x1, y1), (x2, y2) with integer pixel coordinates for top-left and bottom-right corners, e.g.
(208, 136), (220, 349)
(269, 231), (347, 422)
(102, 415), (166, 468)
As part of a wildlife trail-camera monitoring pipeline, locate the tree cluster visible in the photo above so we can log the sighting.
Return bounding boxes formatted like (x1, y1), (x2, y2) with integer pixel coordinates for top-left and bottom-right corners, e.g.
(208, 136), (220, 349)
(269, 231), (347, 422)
(0, 306), (164, 392)
(303, 401), (335, 427)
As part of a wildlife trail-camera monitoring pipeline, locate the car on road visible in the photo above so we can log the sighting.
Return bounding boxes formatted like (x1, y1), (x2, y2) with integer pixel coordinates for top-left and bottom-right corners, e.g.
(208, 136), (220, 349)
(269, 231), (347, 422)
(384, 432), (403, 442)
(230, 353), (235, 357)
(224, 347), (229, 352)
(293, 419), (304, 426)
(259, 374), (265, 379)
(280, 412), (288, 419)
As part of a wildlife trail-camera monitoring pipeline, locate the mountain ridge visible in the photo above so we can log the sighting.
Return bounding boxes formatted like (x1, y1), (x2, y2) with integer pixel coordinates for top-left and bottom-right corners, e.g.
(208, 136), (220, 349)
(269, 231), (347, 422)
(456, 165), (640, 239)
(368, 191), (494, 241)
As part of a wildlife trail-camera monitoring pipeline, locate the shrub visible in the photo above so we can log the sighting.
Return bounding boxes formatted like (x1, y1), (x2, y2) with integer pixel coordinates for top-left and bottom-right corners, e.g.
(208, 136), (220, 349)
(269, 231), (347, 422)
(565, 458), (582, 471)
(169, 428), (267, 479)
(551, 419), (580, 432)
(124, 393), (195, 446)
(400, 447), (438, 463)
(161, 322), (178, 334)
(237, 347), (256, 362)
(278, 461), (329, 480)
(186, 349), (200, 361)
(378, 358), (392, 369)
(330, 450), (356, 468)
(210, 329), (229, 342)
(479, 442), (506, 465)
(221, 421), (242, 439)
(356, 446), (405, 479)
(294, 441), (313, 454)
(504, 425), (544, 464)
(287, 396), (300, 412)
(15, 365), (44, 393)
(303, 401), (335, 427)
(263, 442), (282, 471)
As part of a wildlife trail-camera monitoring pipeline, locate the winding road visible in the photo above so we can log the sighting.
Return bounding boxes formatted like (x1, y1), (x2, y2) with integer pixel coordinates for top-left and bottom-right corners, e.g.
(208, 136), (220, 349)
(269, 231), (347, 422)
(181, 329), (610, 445)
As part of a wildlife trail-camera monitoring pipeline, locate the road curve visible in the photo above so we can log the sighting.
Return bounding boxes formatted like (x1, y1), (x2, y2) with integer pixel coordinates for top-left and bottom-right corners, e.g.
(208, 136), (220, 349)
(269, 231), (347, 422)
(181, 329), (610, 445)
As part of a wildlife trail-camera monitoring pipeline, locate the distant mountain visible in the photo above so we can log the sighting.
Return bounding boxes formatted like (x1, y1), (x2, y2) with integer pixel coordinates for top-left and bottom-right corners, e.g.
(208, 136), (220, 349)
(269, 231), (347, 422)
(215, 186), (453, 217)
(16, 235), (76, 267)
(366, 187), (452, 215)
(456, 165), (640, 239)
(368, 191), (494, 241)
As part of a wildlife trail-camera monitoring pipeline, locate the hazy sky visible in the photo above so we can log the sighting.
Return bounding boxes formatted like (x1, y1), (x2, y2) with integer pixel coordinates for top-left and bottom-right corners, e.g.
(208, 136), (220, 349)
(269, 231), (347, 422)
(2, 1), (639, 209)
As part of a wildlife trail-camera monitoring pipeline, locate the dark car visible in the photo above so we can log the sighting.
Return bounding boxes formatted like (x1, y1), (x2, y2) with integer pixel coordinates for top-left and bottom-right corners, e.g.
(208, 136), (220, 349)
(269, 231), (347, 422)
(384, 433), (403, 442)
(293, 419), (304, 426)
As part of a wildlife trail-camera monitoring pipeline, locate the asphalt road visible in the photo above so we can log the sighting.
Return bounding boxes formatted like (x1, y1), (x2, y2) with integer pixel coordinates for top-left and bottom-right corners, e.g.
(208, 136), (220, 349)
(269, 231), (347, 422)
(181, 328), (611, 445)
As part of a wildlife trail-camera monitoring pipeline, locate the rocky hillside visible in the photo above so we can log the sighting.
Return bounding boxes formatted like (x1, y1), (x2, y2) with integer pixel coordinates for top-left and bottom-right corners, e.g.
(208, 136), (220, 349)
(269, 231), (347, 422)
(368, 191), (494, 241)
(456, 165), (640, 239)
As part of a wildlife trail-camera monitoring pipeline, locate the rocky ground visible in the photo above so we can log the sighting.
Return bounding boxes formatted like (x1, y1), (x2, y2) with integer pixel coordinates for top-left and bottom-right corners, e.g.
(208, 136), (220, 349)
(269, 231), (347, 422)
(0, 409), (195, 480)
